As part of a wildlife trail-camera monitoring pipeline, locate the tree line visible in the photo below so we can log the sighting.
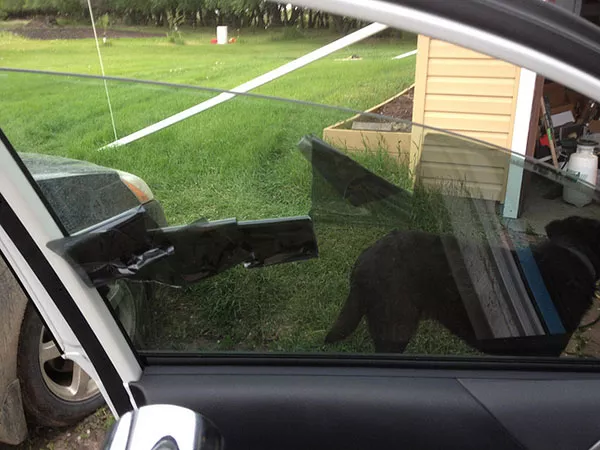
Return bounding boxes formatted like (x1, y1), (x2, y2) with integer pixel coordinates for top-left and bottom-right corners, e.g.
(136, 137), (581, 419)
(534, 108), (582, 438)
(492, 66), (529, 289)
(0, 0), (368, 32)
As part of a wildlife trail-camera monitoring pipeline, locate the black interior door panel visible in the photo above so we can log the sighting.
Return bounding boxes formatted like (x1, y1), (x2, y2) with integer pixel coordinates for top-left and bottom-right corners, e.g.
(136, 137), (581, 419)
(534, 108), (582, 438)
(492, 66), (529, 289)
(130, 365), (600, 450)
(460, 378), (600, 450)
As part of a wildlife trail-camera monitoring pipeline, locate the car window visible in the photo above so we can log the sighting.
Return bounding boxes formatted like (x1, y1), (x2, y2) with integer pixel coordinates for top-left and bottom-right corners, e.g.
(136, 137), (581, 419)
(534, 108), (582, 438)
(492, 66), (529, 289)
(1, 22), (599, 360)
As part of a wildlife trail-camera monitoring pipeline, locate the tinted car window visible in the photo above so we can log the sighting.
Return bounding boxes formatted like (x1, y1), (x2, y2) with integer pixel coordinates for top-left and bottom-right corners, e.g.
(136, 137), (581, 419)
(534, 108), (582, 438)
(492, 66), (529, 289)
(2, 26), (599, 359)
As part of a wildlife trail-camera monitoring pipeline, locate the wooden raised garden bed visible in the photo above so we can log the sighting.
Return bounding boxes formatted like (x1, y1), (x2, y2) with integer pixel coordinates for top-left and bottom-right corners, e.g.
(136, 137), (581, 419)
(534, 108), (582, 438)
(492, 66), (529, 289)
(322, 84), (414, 157)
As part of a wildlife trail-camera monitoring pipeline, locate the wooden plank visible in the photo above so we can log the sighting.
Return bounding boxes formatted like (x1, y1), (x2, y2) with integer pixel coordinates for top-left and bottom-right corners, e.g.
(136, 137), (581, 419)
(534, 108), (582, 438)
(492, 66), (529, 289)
(506, 68), (522, 149)
(410, 36), (520, 191)
(428, 39), (493, 59)
(499, 67), (523, 200)
(424, 132), (498, 149)
(426, 76), (516, 97)
(420, 161), (506, 185)
(424, 130), (509, 149)
(428, 58), (518, 78)
(540, 96), (559, 168)
(440, 234), (496, 339)
(352, 122), (393, 131)
(421, 178), (503, 201)
(425, 94), (514, 115)
(419, 132), (507, 202)
(412, 35), (430, 125)
(441, 198), (521, 339)
(424, 111), (511, 133)
(324, 83), (415, 130)
(447, 131), (510, 148)
(410, 34), (431, 172)
(473, 200), (545, 336)
(322, 127), (411, 155)
(443, 131), (509, 148)
(420, 145), (509, 167)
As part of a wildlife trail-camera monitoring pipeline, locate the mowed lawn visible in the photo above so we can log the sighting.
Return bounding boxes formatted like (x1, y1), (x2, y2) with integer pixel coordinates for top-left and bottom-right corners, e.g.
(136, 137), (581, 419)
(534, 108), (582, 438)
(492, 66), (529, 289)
(0, 25), (475, 355)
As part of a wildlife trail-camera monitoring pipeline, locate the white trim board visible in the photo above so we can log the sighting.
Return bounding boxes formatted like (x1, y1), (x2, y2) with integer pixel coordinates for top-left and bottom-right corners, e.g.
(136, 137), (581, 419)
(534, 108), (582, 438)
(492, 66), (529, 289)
(503, 68), (537, 218)
(102, 22), (388, 149)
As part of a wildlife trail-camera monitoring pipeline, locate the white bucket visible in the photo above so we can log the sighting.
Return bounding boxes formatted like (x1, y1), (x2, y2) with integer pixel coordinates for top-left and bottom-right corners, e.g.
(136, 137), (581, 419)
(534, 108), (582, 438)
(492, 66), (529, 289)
(563, 140), (598, 207)
(216, 26), (228, 45)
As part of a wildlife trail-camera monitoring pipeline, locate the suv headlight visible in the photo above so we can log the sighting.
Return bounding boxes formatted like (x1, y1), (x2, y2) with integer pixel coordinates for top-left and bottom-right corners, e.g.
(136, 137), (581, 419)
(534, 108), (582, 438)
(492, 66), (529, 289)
(117, 170), (154, 204)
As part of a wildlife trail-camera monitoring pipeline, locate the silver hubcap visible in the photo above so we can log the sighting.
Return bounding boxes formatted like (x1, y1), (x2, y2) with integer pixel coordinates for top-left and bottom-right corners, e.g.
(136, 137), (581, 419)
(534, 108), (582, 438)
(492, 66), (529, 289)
(38, 281), (136, 402)
(39, 333), (97, 401)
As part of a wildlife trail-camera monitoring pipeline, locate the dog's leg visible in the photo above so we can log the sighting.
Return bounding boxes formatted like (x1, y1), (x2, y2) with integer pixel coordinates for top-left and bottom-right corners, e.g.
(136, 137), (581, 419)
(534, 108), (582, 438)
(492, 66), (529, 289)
(368, 302), (421, 354)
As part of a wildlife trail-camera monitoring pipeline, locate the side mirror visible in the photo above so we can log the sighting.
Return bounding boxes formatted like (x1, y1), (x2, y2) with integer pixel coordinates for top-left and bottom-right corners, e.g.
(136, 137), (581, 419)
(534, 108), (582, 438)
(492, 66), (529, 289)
(103, 404), (224, 450)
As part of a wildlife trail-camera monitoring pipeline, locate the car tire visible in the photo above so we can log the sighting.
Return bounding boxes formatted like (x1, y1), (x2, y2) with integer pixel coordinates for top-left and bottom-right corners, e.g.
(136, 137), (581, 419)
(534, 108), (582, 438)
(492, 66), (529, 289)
(17, 302), (105, 427)
(17, 280), (147, 427)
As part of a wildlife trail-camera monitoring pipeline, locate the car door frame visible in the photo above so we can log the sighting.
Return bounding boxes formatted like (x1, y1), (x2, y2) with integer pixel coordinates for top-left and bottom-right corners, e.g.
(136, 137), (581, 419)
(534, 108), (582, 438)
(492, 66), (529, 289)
(0, 130), (140, 416)
(3, 0), (600, 439)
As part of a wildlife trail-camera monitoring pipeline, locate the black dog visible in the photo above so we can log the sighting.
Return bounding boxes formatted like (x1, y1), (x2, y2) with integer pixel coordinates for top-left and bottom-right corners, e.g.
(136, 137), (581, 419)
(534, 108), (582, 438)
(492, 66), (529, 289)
(325, 216), (600, 355)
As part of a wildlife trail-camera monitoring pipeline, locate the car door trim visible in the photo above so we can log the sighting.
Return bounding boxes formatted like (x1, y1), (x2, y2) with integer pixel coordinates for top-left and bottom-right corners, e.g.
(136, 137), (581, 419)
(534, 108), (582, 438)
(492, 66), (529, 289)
(140, 353), (600, 372)
(390, 0), (600, 81)
(131, 365), (600, 450)
(0, 198), (133, 413)
(0, 130), (140, 414)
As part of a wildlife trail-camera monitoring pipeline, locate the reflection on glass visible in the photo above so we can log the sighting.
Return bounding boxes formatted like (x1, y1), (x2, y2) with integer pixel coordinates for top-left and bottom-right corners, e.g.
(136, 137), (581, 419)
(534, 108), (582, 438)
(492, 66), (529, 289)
(2, 71), (600, 359)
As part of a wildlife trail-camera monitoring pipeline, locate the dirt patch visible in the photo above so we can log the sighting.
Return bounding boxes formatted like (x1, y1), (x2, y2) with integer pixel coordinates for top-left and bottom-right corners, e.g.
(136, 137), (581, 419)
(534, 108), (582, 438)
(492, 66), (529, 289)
(17, 407), (113, 450)
(373, 86), (414, 122)
(352, 87), (414, 132)
(10, 20), (162, 40)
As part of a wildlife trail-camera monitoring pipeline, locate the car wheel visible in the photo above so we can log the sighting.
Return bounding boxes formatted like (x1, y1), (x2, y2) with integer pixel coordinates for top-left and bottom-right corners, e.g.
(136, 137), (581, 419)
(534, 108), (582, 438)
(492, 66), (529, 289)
(17, 280), (144, 427)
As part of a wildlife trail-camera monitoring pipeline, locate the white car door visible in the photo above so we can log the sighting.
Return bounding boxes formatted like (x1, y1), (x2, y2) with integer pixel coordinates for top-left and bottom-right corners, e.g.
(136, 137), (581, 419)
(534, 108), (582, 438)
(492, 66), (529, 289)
(3, 1), (600, 449)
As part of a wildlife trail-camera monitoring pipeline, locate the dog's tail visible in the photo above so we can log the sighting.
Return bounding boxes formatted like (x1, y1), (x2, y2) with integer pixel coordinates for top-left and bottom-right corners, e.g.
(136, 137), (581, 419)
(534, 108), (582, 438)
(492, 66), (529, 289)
(325, 287), (365, 344)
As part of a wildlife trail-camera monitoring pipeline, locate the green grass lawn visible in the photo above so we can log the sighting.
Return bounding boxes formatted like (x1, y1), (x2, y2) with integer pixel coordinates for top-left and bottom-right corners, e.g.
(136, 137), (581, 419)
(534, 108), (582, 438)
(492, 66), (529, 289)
(0, 25), (415, 105)
(0, 24), (475, 356)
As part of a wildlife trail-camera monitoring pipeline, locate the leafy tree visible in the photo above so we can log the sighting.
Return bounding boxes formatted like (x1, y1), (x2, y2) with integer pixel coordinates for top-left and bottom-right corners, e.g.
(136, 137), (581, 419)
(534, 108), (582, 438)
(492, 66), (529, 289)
(0, 0), (359, 33)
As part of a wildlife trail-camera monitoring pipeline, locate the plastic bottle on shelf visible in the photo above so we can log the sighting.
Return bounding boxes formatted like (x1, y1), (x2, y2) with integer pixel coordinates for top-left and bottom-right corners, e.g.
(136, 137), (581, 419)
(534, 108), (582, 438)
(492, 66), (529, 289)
(563, 139), (598, 207)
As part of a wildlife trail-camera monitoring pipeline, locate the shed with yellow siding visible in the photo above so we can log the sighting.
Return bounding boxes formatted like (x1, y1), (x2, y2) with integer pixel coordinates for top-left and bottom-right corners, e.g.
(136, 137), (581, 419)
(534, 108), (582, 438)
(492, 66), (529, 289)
(411, 35), (523, 202)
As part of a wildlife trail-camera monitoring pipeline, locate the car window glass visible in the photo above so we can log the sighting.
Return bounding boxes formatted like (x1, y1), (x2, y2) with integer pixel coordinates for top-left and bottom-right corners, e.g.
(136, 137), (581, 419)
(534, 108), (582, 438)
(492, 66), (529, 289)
(1, 23), (599, 359)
